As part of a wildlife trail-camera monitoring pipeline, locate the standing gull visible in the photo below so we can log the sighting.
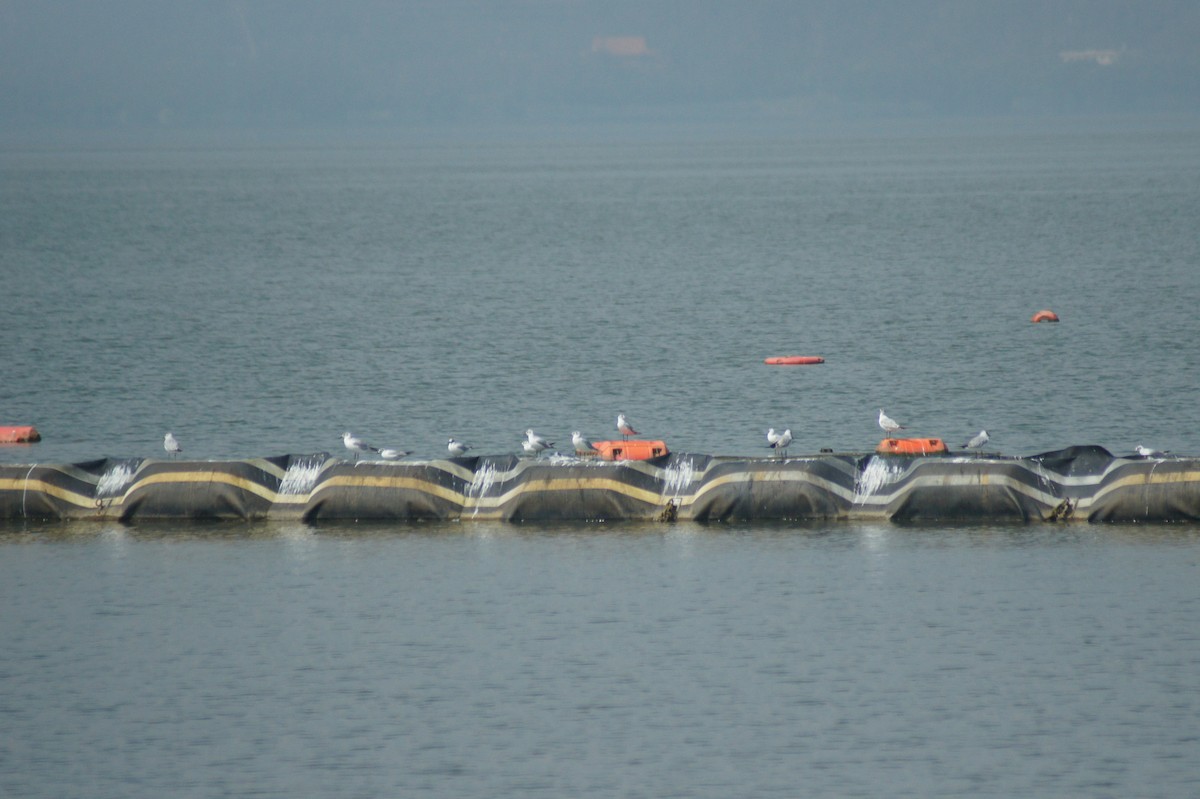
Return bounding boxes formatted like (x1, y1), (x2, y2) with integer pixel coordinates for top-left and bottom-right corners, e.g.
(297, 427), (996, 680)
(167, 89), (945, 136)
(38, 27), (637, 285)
(766, 428), (780, 448)
(572, 431), (597, 455)
(877, 409), (905, 439)
(961, 430), (990, 450)
(163, 432), (182, 459)
(617, 413), (639, 440)
(447, 438), (471, 457)
(525, 429), (554, 452)
(768, 428), (792, 457)
(521, 429), (552, 457)
(342, 431), (374, 461)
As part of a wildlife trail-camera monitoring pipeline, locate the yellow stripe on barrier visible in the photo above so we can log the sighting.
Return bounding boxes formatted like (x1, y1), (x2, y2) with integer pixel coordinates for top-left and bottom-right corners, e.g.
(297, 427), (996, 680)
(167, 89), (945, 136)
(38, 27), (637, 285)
(1077, 469), (1200, 509)
(0, 478), (98, 510)
(120, 471), (282, 503)
(315, 473), (668, 510)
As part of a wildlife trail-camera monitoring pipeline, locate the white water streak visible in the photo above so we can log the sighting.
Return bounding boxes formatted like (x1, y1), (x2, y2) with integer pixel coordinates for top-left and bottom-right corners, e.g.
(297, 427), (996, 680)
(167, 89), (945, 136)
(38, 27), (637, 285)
(468, 462), (498, 498)
(853, 456), (906, 504)
(467, 461), (499, 518)
(96, 462), (136, 498)
(279, 455), (325, 495)
(662, 459), (696, 499)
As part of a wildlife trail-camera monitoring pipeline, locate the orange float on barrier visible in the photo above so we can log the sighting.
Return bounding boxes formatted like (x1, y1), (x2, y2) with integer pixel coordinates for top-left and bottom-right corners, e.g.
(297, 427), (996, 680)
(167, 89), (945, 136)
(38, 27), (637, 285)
(764, 356), (824, 365)
(0, 425), (41, 443)
(876, 438), (947, 455)
(592, 440), (670, 461)
(1031, 310), (1059, 323)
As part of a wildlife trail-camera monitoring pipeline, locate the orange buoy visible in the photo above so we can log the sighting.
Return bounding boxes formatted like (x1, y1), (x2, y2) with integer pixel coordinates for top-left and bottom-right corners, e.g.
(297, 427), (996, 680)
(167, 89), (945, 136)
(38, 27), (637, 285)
(764, 356), (825, 366)
(1031, 310), (1059, 323)
(0, 425), (41, 444)
(876, 438), (948, 455)
(592, 440), (670, 461)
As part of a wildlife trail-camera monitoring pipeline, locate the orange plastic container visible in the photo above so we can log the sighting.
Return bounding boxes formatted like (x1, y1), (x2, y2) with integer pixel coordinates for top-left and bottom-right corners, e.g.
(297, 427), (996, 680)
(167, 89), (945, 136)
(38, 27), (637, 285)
(0, 425), (40, 443)
(592, 440), (670, 461)
(876, 437), (947, 455)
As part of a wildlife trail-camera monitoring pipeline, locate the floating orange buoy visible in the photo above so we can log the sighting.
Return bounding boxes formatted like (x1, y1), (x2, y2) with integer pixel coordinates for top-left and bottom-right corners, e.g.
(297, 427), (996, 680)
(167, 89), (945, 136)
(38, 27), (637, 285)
(764, 356), (825, 365)
(592, 440), (670, 461)
(1031, 310), (1059, 323)
(0, 425), (41, 444)
(876, 438), (947, 455)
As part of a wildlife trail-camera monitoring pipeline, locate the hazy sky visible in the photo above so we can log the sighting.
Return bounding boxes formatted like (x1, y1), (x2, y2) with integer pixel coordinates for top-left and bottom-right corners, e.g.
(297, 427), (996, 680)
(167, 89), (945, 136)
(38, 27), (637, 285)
(2, 0), (1198, 136)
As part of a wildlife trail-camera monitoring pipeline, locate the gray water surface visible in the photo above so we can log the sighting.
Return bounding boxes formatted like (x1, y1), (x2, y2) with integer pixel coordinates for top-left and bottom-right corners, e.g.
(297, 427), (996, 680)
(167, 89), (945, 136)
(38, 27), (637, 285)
(2, 522), (1199, 798)
(3, 133), (1199, 461)
(2, 132), (1199, 797)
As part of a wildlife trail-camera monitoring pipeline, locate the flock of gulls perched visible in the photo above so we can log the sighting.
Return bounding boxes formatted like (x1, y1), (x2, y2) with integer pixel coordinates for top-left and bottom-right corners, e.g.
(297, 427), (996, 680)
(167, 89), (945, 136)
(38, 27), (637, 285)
(158, 409), (1165, 461)
(335, 415), (640, 462)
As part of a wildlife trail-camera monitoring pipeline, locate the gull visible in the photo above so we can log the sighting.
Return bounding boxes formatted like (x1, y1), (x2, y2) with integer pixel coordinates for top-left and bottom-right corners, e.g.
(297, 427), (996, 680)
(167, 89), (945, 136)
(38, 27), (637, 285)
(342, 431), (374, 461)
(163, 432), (182, 459)
(768, 428), (792, 457)
(878, 409), (905, 439)
(961, 430), (990, 450)
(1135, 444), (1169, 458)
(525, 428), (554, 451)
(617, 413), (638, 440)
(521, 429), (552, 457)
(766, 428), (780, 447)
(572, 431), (597, 455)
(378, 448), (409, 460)
(447, 438), (471, 457)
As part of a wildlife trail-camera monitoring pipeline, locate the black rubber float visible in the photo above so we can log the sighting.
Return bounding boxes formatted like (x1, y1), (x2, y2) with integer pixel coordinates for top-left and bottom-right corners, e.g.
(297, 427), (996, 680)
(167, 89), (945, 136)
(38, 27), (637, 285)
(2, 446), (1197, 524)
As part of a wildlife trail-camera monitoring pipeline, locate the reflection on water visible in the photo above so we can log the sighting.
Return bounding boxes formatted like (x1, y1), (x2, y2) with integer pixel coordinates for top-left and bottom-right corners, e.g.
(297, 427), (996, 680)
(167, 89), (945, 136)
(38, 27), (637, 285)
(1, 520), (1198, 797)
(6, 517), (1200, 546)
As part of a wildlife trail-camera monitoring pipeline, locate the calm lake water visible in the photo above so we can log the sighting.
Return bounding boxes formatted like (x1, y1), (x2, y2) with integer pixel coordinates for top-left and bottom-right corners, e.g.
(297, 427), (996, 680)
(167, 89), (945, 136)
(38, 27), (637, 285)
(2, 130), (1199, 796)
(3, 132), (1199, 460)
(3, 521), (1199, 798)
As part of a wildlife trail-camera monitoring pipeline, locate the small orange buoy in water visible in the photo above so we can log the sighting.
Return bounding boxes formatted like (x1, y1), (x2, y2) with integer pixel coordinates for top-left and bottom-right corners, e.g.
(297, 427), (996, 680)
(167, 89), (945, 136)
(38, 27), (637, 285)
(1031, 310), (1059, 323)
(764, 356), (825, 366)
(0, 425), (41, 443)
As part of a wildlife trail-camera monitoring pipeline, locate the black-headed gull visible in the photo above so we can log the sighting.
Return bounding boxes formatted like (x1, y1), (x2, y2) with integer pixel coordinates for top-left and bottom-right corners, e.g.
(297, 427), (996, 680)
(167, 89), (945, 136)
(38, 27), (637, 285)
(961, 430), (989, 450)
(447, 438), (471, 457)
(163, 432), (182, 458)
(878, 409), (905, 438)
(768, 428), (792, 457)
(525, 429), (554, 451)
(521, 429), (553, 457)
(617, 413), (638, 440)
(342, 431), (374, 461)
(572, 431), (597, 455)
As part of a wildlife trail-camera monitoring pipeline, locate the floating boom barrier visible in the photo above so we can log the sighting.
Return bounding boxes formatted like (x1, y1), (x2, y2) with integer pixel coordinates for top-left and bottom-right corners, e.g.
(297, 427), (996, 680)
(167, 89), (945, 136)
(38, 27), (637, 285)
(2, 446), (1199, 525)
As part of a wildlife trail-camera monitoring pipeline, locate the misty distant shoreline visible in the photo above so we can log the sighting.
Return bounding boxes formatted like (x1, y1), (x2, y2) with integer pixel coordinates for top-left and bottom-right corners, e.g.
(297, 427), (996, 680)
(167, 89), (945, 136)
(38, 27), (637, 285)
(3, 2), (1197, 144)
